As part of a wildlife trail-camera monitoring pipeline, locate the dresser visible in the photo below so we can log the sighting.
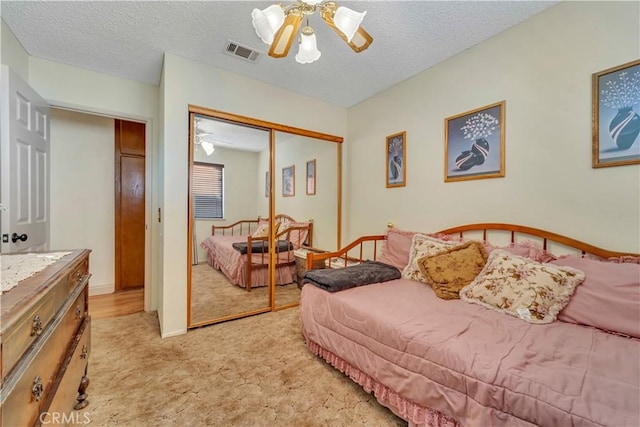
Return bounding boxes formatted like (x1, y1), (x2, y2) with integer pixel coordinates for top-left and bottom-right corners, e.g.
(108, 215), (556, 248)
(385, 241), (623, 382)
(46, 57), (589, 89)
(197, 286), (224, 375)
(0, 250), (91, 426)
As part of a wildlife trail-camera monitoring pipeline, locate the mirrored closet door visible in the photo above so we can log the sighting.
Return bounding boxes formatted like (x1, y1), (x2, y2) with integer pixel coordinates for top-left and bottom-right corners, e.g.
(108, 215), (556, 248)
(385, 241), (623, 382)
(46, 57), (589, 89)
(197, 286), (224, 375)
(187, 105), (343, 328)
(188, 112), (272, 326)
(272, 131), (341, 310)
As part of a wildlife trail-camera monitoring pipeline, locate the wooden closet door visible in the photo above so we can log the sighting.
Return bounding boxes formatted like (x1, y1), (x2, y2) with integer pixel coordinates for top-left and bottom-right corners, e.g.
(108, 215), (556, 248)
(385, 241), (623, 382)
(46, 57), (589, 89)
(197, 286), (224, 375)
(115, 120), (145, 291)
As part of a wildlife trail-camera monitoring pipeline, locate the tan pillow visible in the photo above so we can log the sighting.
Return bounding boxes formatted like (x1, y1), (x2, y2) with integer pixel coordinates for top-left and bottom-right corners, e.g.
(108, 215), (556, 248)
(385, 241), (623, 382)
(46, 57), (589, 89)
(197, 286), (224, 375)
(401, 234), (458, 282)
(251, 222), (269, 238)
(459, 250), (585, 324)
(417, 241), (488, 300)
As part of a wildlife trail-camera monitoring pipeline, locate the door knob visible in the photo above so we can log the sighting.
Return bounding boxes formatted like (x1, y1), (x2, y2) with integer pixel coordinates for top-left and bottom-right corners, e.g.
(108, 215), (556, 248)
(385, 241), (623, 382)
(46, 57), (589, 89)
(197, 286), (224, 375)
(11, 233), (28, 243)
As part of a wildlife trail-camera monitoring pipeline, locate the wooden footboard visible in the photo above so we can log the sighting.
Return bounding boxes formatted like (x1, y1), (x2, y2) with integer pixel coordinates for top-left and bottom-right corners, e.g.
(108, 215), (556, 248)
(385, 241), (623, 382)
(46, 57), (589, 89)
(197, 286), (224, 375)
(242, 218), (315, 291)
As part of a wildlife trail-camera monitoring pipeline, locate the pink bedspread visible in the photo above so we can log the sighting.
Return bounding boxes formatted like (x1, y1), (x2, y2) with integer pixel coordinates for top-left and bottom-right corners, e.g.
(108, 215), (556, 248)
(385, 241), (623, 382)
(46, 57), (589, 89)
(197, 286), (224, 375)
(300, 279), (640, 427)
(201, 235), (295, 287)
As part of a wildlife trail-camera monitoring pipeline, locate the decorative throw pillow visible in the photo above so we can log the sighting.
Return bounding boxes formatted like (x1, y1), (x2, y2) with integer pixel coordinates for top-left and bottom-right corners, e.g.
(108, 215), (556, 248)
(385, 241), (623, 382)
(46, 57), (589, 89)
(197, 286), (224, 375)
(251, 222), (269, 238)
(417, 241), (488, 300)
(459, 250), (585, 324)
(550, 257), (640, 338)
(401, 234), (458, 282)
(484, 240), (557, 263)
(377, 228), (418, 270)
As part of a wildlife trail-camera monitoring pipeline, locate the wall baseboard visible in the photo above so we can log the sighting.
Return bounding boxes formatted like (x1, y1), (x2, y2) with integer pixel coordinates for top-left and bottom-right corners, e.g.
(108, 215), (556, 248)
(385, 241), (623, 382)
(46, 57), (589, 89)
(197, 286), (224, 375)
(161, 328), (187, 339)
(89, 283), (114, 296)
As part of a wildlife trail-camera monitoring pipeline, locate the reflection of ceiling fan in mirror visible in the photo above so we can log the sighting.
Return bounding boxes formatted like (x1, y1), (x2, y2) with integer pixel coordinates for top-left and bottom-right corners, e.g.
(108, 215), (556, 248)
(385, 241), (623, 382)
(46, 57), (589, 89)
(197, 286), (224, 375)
(194, 115), (270, 153)
(195, 133), (216, 156)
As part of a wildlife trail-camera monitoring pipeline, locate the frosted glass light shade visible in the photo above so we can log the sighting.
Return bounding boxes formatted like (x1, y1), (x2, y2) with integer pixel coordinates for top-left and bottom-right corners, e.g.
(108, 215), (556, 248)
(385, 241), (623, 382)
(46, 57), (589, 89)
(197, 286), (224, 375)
(295, 28), (321, 64)
(251, 5), (285, 45)
(334, 6), (366, 42)
(201, 141), (215, 156)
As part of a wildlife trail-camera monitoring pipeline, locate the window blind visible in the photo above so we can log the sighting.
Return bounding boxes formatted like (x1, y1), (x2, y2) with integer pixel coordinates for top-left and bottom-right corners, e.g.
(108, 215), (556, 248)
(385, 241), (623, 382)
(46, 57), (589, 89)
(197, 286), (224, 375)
(193, 162), (223, 219)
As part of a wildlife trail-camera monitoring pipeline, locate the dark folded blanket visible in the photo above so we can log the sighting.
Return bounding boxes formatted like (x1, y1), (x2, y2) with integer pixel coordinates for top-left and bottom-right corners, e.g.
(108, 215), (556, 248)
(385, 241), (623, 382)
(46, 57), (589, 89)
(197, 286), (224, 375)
(303, 260), (401, 292)
(232, 240), (293, 255)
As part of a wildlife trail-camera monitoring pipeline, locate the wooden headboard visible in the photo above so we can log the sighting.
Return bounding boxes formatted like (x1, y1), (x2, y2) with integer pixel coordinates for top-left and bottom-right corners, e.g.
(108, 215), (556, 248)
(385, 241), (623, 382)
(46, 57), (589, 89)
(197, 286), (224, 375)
(306, 223), (638, 269)
(438, 223), (638, 259)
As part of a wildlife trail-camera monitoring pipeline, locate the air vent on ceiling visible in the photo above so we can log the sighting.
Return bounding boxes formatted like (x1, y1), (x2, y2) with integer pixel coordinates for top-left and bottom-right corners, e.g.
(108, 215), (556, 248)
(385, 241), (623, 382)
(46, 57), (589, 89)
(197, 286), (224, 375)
(224, 40), (261, 63)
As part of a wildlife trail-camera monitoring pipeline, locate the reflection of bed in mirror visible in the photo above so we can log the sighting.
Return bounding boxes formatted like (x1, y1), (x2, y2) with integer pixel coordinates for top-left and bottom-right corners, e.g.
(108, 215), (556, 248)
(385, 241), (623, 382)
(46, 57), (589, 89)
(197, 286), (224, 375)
(200, 214), (313, 291)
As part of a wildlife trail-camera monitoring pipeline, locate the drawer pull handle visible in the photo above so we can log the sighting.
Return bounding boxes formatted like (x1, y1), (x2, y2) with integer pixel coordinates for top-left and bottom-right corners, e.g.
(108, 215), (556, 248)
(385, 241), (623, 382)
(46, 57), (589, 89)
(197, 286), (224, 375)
(32, 376), (44, 402)
(80, 345), (88, 359)
(75, 305), (83, 319)
(31, 316), (43, 336)
(76, 271), (83, 282)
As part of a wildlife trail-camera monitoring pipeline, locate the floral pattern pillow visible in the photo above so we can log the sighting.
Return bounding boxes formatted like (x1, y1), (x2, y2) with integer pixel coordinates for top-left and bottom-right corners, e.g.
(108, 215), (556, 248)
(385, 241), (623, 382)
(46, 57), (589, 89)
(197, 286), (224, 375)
(251, 222), (269, 238)
(459, 250), (585, 324)
(417, 241), (488, 300)
(401, 234), (458, 282)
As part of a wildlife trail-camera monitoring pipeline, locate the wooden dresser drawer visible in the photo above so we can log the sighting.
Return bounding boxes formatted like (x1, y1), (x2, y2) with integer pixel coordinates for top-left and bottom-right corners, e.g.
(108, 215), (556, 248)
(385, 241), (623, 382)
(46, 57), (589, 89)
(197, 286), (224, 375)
(1, 260), (89, 382)
(1, 287), (87, 427)
(40, 318), (90, 426)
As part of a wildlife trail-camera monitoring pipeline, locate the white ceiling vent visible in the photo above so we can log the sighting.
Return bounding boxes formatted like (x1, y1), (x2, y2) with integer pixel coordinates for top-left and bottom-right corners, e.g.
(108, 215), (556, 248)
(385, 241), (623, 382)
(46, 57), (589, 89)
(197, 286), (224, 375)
(224, 40), (261, 63)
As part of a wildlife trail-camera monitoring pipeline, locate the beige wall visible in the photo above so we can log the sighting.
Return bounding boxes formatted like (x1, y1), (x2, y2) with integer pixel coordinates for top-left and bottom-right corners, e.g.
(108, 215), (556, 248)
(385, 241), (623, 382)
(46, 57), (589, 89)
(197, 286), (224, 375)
(346, 1), (640, 252)
(1, 21), (29, 81)
(160, 53), (347, 337)
(27, 56), (160, 312)
(49, 109), (115, 293)
(274, 134), (340, 251)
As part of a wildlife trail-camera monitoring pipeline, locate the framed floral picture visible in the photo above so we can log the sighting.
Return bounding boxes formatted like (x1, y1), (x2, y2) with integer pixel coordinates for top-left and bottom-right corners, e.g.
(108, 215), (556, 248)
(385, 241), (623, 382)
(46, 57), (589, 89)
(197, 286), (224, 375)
(445, 101), (505, 182)
(592, 59), (640, 168)
(282, 165), (295, 197)
(265, 171), (270, 197)
(386, 131), (406, 188)
(306, 159), (316, 195)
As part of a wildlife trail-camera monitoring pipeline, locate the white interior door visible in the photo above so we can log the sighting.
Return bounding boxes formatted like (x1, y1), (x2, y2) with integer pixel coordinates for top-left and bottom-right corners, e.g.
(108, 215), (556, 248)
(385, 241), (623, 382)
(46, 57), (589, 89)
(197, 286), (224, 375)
(0, 66), (50, 253)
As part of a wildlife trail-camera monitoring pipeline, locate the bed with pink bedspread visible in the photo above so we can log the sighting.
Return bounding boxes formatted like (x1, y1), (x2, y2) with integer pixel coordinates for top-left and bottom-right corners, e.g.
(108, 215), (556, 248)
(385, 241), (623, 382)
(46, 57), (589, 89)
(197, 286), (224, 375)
(200, 214), (312, 291)
(300, 224), (640, 427)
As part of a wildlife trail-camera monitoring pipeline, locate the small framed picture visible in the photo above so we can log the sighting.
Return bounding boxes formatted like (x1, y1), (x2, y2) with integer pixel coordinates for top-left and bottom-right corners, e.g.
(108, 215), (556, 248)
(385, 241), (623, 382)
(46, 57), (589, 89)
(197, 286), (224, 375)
(445, 101), (505, 182)
(592, 59), (640, 168)
(306, 159), (316, 195)
(386, 131), (406, 188)
(282, 165), (295, 197)
(265, 171), (270, 197)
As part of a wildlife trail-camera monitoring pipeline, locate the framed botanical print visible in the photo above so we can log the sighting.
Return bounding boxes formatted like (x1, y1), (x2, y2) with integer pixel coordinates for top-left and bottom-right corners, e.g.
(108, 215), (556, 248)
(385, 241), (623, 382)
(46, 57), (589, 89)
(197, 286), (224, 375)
(445, 101), (505, 182)
(592, 59), (640, 168)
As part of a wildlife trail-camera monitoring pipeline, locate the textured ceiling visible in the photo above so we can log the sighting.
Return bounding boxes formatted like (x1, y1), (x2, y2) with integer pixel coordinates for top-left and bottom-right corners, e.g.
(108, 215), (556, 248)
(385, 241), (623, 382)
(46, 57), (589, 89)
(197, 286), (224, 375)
(1, 1), (559, 108)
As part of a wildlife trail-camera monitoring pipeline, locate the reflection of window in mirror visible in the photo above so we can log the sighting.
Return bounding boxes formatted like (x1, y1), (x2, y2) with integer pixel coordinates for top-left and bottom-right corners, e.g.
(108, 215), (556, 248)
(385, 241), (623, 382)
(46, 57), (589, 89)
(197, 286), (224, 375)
(193, 162), (223, 220)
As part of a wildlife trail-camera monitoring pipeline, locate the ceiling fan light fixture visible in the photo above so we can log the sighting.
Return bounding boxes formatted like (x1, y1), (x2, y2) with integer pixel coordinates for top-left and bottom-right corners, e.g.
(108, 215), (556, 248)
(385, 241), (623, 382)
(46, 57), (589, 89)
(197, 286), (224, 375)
(251, 4), (285, 45)
(251, 0), (372, 63)
(333, 6), (366, 43)
(295, 26), (321, 64)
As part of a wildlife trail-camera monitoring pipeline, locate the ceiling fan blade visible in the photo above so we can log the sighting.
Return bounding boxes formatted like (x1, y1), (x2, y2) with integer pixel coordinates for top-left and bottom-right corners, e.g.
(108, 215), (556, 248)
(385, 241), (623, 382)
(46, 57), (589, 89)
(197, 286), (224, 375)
(345, 26), (373, 53)
(268, 11), (303, 58)
(321, 8), (373, 53)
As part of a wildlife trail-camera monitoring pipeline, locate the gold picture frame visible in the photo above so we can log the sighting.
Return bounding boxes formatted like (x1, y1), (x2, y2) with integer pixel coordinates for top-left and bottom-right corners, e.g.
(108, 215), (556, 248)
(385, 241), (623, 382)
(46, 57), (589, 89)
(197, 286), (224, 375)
(386, 131), (406, 188)
(282, 165), (295, 197)
(306, 159), (316, 195)
(592, 59), (640, 168)
(444, 101), (505, 182)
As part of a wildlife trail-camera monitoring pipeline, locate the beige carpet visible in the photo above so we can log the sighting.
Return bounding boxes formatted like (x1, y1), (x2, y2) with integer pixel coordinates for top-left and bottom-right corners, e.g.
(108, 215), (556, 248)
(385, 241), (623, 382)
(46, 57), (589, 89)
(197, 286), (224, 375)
(79, 308), (406, 426)
(191, 264), (301, 324)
